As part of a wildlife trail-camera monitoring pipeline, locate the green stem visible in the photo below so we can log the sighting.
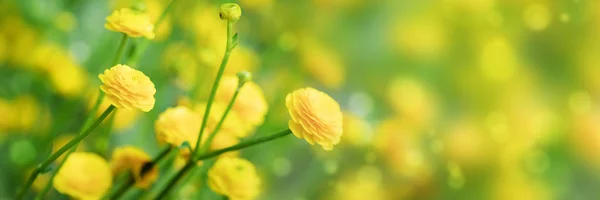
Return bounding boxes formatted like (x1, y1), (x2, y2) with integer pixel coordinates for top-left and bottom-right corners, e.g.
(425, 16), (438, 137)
(200, 82), (245, 153)
(155, 129), (292, 199)
(16, 106), (116, 200)
(112, 33), (129, 65)
(104, 147), (173, 199)
(192, 20), (234, 158)
(35, 89), (106, 199)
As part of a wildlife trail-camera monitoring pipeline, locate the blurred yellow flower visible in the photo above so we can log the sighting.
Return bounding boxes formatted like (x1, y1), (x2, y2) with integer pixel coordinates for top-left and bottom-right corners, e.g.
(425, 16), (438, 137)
(215, 76), (268, 132)
(99, 64), (156, 112)
(53, 134), (86, 163)
(88, 90), (140, 131)
(523, 3), (551, 31)
(155, 106), (201, 156)
(374, 118), (431, 179)
(31, 43), (88, 98)
(110, 146), (158, 188)
(443, 117), (491, 169)
(327, 166), (388, 200)
(105, 8), (155, 39)
(341, 112), (371, 146)
(53, 152), (112, 200)
(226, 46), (261, 75)
(208, 157), (261, 200)
(298, 39), (345, 89)
(0, 36), (5, 62)
(387, 77), (437, 128)
(390, 15), (446, 59)
(480, 37), (520, 83)
(286, 87), (343, 150)
(2, 16), (40, 67)
(0, 98), (14, 132)
(194, 101), (249, 138)
(219, 3), (242, 22)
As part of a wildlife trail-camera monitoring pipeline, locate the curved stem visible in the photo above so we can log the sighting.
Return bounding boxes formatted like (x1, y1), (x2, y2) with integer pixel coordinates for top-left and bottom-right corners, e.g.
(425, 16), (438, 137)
(34, 90), (105, 199)
(155, 129), (292, 199)
(16, 106), (116, 199)
(104, 146), (173, 199)
(192, 21), (234, 158)
(200, 82), (245, 153)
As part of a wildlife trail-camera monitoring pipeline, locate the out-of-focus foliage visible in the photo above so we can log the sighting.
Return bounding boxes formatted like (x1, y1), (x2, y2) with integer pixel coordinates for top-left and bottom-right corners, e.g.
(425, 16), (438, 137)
(2, 0), (600, 199)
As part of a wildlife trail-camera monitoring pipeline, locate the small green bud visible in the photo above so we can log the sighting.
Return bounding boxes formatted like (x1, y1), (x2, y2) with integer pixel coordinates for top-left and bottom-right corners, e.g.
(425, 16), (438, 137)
(219, 3), (242, 22)
(236, 71), (252, 87)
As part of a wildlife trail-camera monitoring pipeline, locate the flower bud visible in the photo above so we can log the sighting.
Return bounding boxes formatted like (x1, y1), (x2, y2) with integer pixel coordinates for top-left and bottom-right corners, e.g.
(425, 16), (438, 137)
(236, 71), (252, 86)
(219, 3), (242, 22)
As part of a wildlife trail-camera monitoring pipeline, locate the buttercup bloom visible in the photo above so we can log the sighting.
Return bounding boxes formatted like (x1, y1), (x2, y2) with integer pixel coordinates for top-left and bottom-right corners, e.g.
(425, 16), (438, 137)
(208, 157), (261, 200)
(99, 64), (156, 112)
(110, 146), (158, 188)
(155, 106), (201, 156)
(105, 8), (155, 39)
(53, 152), (112, 200)
(219, 3), (242, 22)
(215, 76), (268, 134)
(286, 87), (343, 150)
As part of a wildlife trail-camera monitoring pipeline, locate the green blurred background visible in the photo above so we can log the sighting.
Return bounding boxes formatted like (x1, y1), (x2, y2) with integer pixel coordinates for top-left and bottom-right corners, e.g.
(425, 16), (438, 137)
(2, 0), (600, 199)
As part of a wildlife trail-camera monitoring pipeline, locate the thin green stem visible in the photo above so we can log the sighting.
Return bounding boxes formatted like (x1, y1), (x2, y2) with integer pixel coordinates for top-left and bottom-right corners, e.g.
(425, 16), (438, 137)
(200, 82), (245, 153)
(154, 129), (292, 199)
(16, 106), (116, 200)
(104, 147), (173, 199)
(112, 33), (129, 65)
(192, 20), (234, 158)
(35, 89), (106, 199)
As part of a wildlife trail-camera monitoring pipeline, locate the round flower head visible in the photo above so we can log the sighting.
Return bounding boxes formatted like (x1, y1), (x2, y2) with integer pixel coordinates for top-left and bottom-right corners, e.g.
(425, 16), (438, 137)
(219, 3), (242, 22)
(155, 106), (201, 156)
(99, 64), (156, 112)
(286, 87), (343, 150)
(110, 146), (158, 188)
(53, 152), (112, 200)
(105, 8), (155, 39)
(208, 157), (261, 200)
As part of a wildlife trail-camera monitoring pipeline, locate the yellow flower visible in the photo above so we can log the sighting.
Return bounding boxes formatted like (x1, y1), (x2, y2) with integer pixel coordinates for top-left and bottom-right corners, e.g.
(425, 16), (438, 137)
(286, 87), (343, 150)
(98, 64), (156, 112)
(88, 90), (140, 131)
(53, 152), (112, 200)
(219, 3), (242, 22)
(208, 157), (261, 200)
(105, 8), (155, 39)
(109, 0), (172, 40)
(155, 106), (201, 156)
(215, 76), (268, 133)
(110, 146), (158, 188)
